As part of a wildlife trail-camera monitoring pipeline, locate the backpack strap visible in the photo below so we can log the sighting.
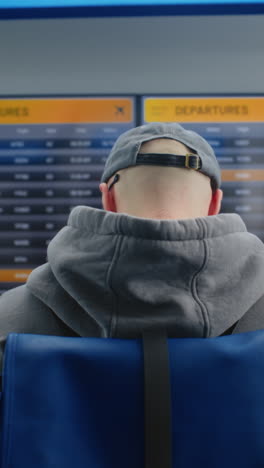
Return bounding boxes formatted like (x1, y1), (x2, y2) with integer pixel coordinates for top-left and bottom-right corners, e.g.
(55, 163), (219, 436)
(232, 295), (264, 334)
(142, 329), (172, 468)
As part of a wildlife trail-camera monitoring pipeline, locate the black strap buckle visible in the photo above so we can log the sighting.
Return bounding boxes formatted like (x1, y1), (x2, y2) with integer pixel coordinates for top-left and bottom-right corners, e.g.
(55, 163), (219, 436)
(136, 153), (202, 171)
(185, 153), (201, 170)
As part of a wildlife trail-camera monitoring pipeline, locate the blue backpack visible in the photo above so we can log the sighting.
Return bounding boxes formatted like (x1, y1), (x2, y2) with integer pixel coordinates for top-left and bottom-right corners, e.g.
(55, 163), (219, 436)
(1, 328), (264, 468)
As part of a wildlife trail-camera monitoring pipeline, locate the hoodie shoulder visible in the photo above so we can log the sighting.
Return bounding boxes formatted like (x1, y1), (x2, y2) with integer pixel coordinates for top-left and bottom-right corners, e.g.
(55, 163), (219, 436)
(0, 285), (78, 369)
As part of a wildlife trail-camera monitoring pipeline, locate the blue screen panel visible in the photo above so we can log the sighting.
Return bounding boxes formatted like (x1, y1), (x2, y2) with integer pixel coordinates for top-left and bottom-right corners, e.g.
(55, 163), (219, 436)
(141, 95), (264, 243)
(1, 0), (264, 18)
(1, 0), (263, 7)
(0, 96), (136, 294)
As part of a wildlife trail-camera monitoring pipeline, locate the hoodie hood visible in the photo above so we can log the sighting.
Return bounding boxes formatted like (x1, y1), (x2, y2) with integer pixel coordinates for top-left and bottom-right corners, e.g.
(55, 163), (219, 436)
(27, 206), (264, 339)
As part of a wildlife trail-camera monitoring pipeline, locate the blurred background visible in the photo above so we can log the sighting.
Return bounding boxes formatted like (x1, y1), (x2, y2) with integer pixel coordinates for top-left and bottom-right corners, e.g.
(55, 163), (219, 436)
(0, 1), (264, 293)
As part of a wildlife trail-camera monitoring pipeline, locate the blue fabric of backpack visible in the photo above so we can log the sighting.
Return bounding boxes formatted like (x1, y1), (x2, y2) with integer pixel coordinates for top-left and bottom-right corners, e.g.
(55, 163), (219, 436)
(1, 330), (264, 468)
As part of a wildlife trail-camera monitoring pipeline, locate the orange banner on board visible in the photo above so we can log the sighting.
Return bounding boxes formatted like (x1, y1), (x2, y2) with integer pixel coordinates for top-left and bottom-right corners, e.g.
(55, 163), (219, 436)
(0, 269), (32, 283)
(0, 98), (133, 124)
(144, 97), (264, 123)
(221, 169), (264, 182)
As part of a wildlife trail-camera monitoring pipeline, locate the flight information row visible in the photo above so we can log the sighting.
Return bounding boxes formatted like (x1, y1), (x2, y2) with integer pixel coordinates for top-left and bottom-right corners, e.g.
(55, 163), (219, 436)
(0, 188), (101, 198)
(1, 152), (264, 166)
(0, 253), (47, 267)
(0, 209), (263, 229)
(0, 169), (103, 182)
(0, 200), (261, 216)
(0, 235), (52, 248)
(0, 138), (116, 149)
(2, 137), (264, 149)
(0, 219), (68, 231)
(0, 153), (108, 165)
(0, 201), (100, 215)
(0, 181), (263, 198)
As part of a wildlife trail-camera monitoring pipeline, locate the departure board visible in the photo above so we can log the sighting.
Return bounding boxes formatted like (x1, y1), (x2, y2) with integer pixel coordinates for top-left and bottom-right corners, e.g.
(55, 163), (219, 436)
(0, 96), (135, 293)
(142, 96), (264, 242)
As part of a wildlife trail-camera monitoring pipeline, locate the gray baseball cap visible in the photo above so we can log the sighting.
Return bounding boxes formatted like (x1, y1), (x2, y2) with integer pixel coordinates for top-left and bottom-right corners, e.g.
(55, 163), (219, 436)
(101, 122), (221, 189)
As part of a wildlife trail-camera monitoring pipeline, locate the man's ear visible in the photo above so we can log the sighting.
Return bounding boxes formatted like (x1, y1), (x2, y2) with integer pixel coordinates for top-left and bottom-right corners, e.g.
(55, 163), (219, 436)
(99, 182), (117, 212)
(208, 189), (223, 216)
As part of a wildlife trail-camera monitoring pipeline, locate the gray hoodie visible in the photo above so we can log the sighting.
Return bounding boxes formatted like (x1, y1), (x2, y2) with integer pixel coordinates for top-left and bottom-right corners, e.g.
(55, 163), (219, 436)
(0, 206), (264, 367)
